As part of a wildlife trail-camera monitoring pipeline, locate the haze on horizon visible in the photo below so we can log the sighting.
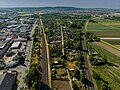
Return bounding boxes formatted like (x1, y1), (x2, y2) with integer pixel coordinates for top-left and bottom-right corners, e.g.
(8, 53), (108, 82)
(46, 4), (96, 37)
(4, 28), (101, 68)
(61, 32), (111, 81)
(0, 0), (120, 9)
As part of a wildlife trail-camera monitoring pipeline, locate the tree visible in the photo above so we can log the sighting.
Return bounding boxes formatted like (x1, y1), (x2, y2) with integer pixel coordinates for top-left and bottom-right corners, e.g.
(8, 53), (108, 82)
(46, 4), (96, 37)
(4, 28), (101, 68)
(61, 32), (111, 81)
(80, 73), (86, 84)
(103, 55), (108, 64)
(25, 64), (42, 89)
(93, 71), (101, 80)
(76, 53), (83, 68)
(73, 69), (80, 80)
(72, 81), (79, 90)
(27, 36), (31, 41)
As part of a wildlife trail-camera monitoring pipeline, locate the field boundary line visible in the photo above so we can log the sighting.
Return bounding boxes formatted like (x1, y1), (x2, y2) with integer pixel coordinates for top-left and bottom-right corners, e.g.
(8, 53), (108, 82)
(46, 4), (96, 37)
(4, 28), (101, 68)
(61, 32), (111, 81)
(101, 40), (120, 51)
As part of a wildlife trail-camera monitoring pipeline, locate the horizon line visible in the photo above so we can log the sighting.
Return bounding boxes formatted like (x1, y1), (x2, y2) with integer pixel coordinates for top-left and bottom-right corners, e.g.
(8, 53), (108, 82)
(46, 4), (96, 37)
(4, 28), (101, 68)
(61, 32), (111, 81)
(0, 6), (119, 10)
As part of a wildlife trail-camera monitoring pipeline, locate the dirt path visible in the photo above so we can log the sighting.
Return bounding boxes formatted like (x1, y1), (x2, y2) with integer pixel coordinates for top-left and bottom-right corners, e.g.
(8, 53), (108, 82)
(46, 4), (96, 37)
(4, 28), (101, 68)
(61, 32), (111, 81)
(93, 42), (120, 58)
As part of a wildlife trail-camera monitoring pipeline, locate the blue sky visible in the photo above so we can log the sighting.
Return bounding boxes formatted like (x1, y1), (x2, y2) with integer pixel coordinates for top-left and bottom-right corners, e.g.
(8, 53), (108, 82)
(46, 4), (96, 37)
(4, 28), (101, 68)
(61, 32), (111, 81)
(0, 0), (120, 9)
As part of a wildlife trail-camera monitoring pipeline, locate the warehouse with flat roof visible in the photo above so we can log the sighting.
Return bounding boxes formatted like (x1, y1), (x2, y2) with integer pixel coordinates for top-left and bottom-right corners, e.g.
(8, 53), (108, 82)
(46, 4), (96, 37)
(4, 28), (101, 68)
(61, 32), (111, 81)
(0, 42), (6, 50)
(0, 72), (17, 90)
(11, 41), (21, 49)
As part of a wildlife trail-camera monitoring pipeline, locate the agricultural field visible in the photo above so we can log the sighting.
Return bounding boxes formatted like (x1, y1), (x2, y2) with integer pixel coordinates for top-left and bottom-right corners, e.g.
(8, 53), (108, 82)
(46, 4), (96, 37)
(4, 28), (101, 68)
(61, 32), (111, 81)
(89, 42), (120, 64)
(114, 45), (120, 49)
(87, 19), (120, 31)
(89, 31), (120, 38)
(87, 17), (120, 90)
(103, 39), (120, 45)
(89, 42), (120, 90)
(103, 39), (120, 50)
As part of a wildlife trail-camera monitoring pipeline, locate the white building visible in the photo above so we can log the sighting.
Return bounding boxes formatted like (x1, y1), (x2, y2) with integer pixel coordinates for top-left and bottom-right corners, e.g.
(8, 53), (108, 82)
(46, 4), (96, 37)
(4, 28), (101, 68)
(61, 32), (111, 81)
(11, 41), (21, 49)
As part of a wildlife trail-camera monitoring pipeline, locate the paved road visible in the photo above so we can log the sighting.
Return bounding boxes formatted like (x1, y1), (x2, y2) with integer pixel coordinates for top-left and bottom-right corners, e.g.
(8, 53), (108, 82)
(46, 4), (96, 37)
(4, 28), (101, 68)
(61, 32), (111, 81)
(80, 30), (94, 90)
(39, 18), (49, 90)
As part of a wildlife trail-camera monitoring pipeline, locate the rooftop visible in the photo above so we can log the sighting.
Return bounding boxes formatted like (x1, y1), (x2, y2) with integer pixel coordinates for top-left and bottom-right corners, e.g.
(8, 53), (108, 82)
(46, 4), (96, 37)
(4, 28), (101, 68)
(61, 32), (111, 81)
(11, 41), (21, 48)
(0, 73), (16, 90)
(0, 41), (6, 49)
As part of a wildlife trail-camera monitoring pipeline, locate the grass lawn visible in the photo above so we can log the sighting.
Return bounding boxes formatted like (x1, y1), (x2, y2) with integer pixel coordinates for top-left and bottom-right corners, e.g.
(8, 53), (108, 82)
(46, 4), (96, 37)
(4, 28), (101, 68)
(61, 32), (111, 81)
(89, 43), (120, 90)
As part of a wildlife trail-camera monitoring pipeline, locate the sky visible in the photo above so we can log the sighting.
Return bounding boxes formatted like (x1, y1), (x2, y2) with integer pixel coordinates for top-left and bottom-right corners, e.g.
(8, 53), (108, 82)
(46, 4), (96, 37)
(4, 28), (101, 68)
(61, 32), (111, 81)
(0, 0), (120, 9)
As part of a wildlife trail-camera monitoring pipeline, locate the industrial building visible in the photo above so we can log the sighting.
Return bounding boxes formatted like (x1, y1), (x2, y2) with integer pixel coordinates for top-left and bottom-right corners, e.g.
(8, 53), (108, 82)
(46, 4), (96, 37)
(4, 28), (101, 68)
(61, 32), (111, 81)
(11, 41), (21, 49)
(0, 71), (17, 90)
(0, 42), (6, 50)
(0, 39), (14, 59)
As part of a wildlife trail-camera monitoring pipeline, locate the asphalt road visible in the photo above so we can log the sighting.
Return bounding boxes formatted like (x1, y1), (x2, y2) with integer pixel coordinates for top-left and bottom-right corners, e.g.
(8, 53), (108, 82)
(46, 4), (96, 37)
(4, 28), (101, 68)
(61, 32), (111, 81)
(39, 18), (49, 90)
(81, 30), (94, 90)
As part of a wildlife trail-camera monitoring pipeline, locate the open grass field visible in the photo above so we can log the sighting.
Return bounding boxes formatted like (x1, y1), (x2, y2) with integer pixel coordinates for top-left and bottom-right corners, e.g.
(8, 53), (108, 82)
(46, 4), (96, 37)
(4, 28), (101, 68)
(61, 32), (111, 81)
(89, 42), (120, 90)
(89, 31), (120, 37)
(87, 19), (120, 31)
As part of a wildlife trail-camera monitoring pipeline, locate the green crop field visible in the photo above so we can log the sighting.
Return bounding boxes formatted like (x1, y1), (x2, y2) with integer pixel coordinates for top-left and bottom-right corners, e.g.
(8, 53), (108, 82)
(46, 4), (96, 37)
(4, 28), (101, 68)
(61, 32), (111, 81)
(87, 22), (116, 31)
(87, 19), (120, 90)
(89, 31), (120, 37)
(103, 40), (120, 45)
(89, 43), (120, 90)
(89, 43), (120, 64)
(103, 40), (120, 50)
(87, 19), (120, 31)
(114, 45), (120, 49)
(94, 65), (120, 90)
